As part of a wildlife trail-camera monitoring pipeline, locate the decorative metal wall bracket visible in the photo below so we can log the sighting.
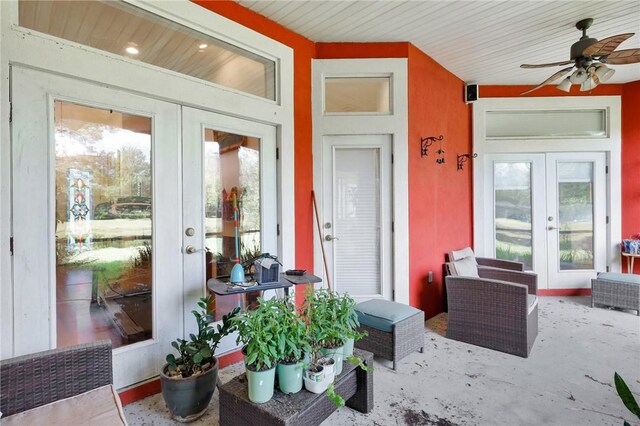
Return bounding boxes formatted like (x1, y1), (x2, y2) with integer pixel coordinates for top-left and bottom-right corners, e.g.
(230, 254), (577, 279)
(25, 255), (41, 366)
(457, 153), (478, 171)
(420, 135), (443, 157)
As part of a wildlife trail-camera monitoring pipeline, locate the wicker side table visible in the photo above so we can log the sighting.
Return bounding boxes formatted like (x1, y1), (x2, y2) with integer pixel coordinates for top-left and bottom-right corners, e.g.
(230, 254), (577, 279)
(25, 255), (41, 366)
(591, 272), (640, 316)
(218, 349), (373, 426)
(354, 300), (425, 370)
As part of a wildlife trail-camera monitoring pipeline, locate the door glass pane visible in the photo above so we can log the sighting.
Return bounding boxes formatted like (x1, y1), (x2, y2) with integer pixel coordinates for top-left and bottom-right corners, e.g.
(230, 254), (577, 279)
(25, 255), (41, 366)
(55, 101), (152, 349)
(558, 162), (594, 270)
(19, 0), (276, 100)
(325, 77), (390, 113)
(203, 129), (262, 320)
(494, 162), (533, 269)
(334, 148), (381, 295)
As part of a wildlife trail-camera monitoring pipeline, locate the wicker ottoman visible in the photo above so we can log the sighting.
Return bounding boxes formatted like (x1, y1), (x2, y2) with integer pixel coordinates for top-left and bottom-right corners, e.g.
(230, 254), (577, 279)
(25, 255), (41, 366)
(354, 300), (424, 370)
(591, 272), (640, 316)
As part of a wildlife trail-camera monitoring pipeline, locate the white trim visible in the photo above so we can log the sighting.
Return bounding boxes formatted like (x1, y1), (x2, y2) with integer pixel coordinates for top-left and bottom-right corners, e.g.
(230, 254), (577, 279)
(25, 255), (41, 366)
(473, 96), (622, 288)
(312, 58), (409, 304)
(0, 0), (294, 359)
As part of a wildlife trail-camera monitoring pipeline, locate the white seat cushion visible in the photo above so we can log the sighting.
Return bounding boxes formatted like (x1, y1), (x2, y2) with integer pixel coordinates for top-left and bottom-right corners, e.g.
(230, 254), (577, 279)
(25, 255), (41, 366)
(448, 247), (478, 264)
(449, 257), (479, 277)
(1, 385), (127, 426)
(528, 295), (538, 315)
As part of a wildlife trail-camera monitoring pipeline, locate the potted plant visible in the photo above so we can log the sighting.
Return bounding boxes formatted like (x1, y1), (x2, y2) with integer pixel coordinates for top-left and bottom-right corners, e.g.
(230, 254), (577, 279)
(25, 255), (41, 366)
(336, 292), (366, 357)
(301, 287), (338, 394)
(274, 297), (310, 394)
(160, 296), (238, 422)
(232, 297), (281, 403)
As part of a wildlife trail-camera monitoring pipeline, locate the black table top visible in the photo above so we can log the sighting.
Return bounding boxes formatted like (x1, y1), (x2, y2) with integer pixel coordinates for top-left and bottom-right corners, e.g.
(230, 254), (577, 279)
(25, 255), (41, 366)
(207, 272), (322, 296)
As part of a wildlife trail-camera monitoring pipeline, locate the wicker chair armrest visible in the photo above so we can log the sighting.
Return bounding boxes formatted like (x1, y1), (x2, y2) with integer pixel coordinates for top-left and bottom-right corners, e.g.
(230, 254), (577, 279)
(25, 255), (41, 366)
(476, 257), (525, 271)
(445, 276), (529, 317)
(0, 340), (113, 417)
(478, 267), (537, 295)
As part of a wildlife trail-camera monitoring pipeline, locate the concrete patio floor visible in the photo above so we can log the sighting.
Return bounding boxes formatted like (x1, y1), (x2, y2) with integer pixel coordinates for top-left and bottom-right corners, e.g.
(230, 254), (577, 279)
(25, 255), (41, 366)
(124, 296), (640, 425)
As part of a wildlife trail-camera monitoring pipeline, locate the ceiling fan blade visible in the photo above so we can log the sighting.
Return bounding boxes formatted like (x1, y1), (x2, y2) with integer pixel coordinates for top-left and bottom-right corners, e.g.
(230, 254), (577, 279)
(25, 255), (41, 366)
(521, 67), (574, 95)
(605, 48), (640, 64)
(582, 33), (635, 57)
(520, 61), (574, 69)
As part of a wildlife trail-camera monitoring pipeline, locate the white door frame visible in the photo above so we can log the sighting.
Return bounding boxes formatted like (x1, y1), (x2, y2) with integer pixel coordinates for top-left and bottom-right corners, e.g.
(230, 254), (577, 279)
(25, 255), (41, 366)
(473, 96), (622, 287)
(0, 0), (294, 361)
(312, 58), (409, 303)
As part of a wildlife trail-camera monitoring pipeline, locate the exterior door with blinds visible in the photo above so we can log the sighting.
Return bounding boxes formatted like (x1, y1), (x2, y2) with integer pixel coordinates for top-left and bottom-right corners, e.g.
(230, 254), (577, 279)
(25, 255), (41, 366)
(322, 135), (392, 300)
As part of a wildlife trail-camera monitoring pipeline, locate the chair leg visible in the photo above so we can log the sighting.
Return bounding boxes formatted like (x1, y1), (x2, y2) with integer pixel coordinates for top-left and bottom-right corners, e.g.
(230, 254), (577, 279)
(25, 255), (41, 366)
(393, 361), (397, 371)
(419, 347), (424, 353)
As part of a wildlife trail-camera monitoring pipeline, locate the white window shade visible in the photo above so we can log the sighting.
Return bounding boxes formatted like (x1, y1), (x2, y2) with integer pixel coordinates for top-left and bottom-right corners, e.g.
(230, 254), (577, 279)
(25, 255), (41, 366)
(486, 109), (607, 139)
(333, 147), (381, 296)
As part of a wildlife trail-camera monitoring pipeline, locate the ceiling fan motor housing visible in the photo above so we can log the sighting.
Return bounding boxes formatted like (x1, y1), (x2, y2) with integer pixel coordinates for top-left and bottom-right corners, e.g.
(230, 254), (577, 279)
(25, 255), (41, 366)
(571, 37), (598, 60)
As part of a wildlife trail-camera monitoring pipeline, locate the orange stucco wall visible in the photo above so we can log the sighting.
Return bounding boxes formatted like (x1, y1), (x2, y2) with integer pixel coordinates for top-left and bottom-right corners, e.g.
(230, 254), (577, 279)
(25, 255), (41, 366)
(481, 83), (639, 273)
(406, 45), (473, 316)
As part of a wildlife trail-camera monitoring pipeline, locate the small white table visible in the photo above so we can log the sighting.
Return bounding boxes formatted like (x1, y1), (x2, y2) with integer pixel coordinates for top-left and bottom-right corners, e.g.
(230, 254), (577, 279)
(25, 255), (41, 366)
(622, 252), (640, 274)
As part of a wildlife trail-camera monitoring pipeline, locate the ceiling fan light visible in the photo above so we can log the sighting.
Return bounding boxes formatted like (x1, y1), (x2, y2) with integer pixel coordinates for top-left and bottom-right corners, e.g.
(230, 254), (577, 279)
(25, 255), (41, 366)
(580, 77), (598, 92)
(595, 64), (615, 83)
(569, 67), (588, 84)
(557, 77), (572, 92)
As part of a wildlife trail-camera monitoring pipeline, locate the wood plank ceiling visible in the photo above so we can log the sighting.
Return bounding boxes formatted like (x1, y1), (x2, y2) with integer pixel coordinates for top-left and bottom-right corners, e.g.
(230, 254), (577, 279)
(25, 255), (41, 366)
(237, 0), (640, 85)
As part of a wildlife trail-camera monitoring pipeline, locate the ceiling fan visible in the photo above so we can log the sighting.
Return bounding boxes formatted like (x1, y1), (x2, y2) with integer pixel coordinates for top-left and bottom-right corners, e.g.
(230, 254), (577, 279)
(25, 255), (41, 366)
(520, 18), (640, 95)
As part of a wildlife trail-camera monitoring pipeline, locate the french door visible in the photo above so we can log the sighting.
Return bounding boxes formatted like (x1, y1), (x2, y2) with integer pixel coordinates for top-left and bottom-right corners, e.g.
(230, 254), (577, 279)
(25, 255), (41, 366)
(11, 67), (183, 388)
(10, 67), (278, 388)
(181, 107), (277, 354)
(321, 135), (393, 301)
(485, 152), (607, 290)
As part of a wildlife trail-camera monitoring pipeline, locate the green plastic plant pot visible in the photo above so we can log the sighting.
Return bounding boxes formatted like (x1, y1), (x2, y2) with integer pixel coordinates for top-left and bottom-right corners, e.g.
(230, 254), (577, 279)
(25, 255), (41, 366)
(343, 338), (355, 357)
(276, 361), (303, 394)
(321, 345), (345, 376)
(246, 365), (276, 404)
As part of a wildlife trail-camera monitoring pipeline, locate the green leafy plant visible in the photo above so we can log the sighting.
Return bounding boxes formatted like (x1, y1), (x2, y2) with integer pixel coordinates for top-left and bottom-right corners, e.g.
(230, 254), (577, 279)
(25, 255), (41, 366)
(326, 383), (345, 407)
(615, 372), (640, 426)
(232, 297), (281, 371)
(302, 287), (338, 367)
(301, 287), (372, 379)
(165, 296), (239, 378)
(275, 296), (311, 364)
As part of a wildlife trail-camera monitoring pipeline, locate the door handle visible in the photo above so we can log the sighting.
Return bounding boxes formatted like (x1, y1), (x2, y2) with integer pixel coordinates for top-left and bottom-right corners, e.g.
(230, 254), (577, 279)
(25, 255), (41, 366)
(184, 245), (205, 254)
(547, 226), (557, 231)
(324, 235), (339, 241)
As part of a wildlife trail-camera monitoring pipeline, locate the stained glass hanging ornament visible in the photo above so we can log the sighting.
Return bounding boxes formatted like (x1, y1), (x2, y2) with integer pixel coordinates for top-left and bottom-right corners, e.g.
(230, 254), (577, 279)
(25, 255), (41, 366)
(67, 169), (93, 253)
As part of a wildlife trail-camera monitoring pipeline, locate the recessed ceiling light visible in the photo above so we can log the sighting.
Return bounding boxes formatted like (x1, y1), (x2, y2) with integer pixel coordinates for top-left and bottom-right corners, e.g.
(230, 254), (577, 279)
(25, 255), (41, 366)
(198, 43), (208, 49)
(125, 46), (139, 55)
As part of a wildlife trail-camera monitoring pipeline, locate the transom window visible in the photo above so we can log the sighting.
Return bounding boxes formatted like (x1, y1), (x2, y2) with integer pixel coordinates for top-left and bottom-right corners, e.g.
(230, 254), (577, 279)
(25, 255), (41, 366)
(18, 0), (276, 100)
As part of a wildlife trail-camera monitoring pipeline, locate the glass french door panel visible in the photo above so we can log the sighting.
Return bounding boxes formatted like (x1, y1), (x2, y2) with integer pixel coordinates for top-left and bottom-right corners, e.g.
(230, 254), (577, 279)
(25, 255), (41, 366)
(203, 128), (262, 320)
(55, 100), (152, 349)
(493, 162), (533, 269)
(333, 147), (381, 295)
(557, 162), (595, 270)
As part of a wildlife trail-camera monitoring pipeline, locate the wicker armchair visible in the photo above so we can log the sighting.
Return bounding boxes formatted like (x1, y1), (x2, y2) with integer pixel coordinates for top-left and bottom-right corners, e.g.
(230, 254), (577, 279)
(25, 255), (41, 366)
(0, 340), (125, 424)
(445, 265), (539, 358)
